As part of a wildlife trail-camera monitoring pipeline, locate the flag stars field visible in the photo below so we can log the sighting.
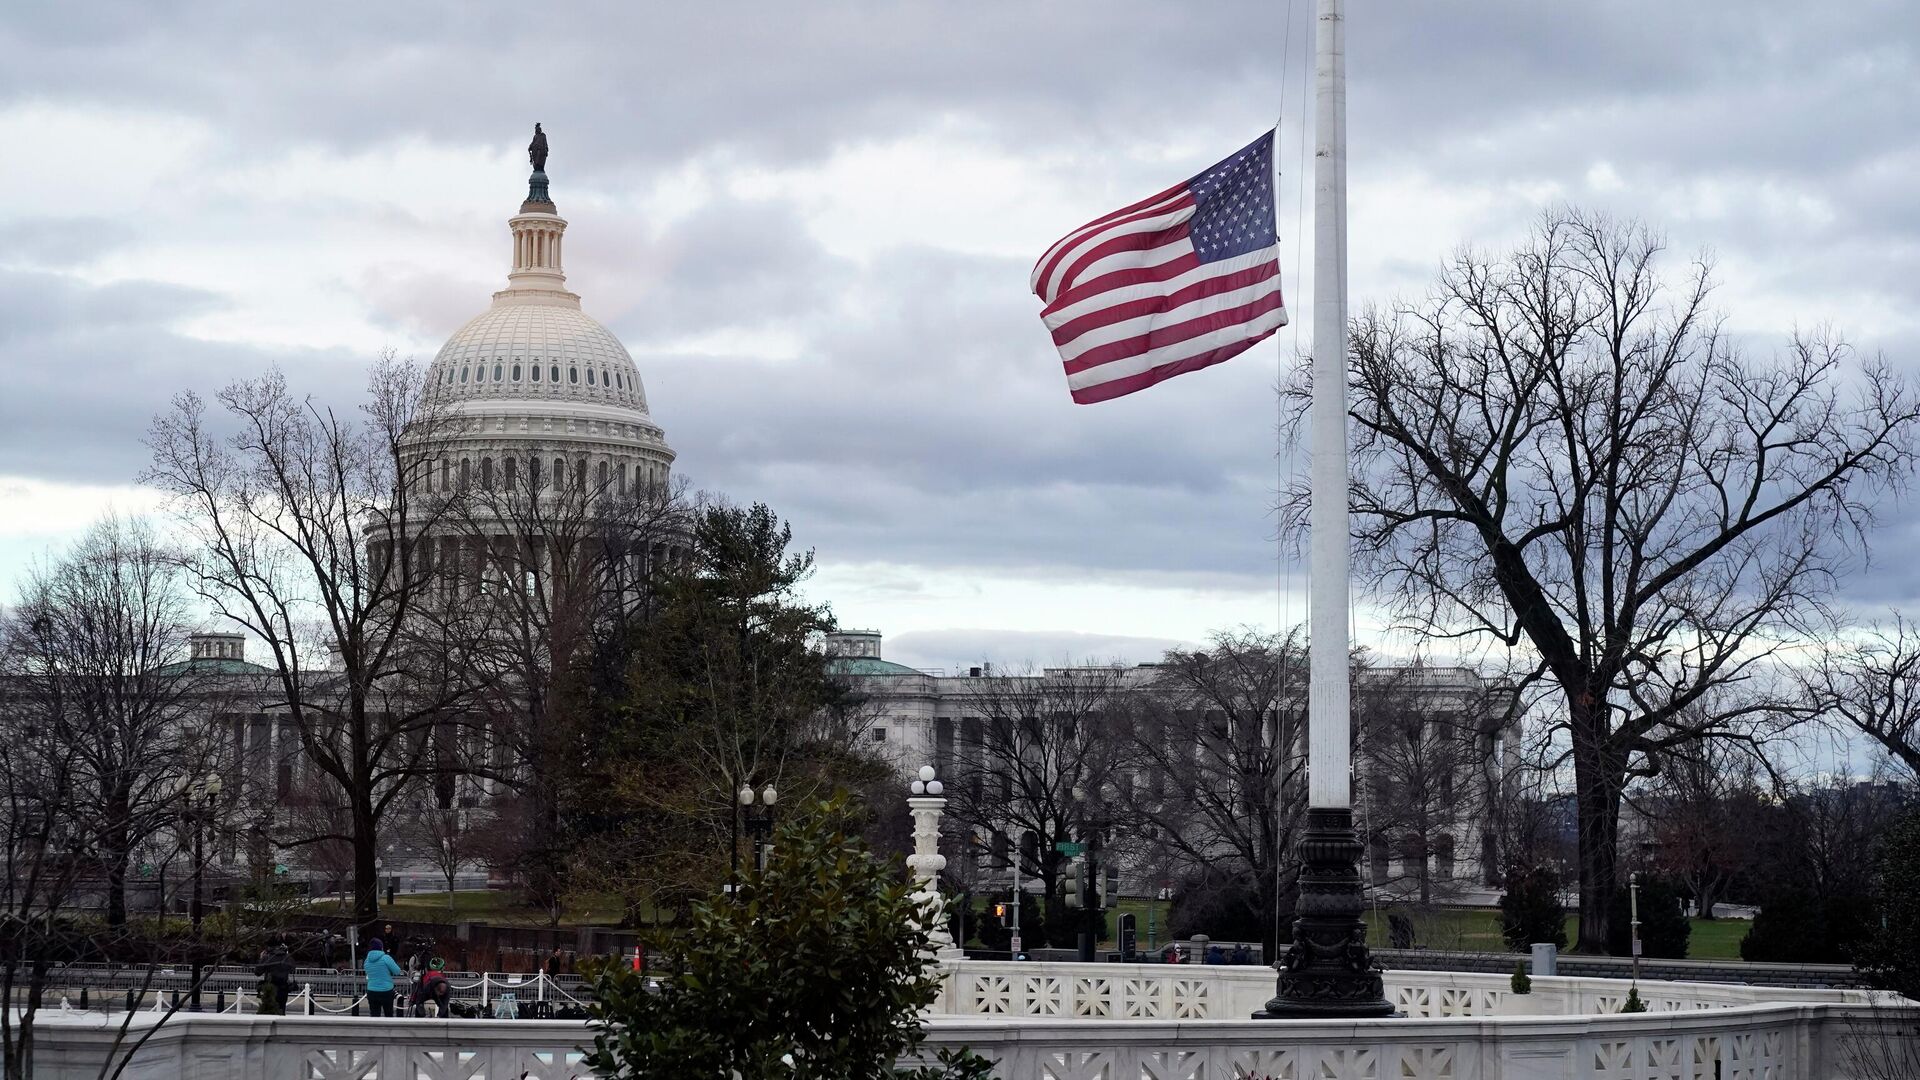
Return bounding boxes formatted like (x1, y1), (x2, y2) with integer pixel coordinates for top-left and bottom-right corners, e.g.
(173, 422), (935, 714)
(1032, 129), (1287, 404)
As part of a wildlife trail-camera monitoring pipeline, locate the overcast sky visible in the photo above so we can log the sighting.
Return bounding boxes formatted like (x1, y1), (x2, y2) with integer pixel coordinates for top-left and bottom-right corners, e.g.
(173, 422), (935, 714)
(2, 1), (1916, 672)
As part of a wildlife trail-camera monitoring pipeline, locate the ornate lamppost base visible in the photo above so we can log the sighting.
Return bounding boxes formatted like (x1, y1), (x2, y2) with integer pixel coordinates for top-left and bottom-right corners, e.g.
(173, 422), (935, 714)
(1253, 807), (1398, 1019)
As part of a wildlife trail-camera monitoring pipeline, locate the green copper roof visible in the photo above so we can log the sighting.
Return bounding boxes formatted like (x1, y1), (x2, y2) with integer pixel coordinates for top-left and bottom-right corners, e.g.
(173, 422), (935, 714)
(827, 656), (924, 677)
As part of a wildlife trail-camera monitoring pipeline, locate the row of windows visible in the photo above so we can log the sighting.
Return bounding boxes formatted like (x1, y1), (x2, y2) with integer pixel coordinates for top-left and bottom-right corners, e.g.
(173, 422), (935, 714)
(443, 361), (630, 392)
(424, 454), (666, 495)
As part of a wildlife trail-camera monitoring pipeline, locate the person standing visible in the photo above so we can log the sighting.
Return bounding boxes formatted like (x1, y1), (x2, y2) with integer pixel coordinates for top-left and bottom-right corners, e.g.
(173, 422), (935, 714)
(254, 939), (294, 1015)
(363, 938), (405, 1017)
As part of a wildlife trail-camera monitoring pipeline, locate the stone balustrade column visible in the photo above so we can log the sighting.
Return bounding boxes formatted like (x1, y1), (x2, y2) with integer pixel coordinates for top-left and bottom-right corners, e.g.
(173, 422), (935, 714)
(906, 765), (962, 960)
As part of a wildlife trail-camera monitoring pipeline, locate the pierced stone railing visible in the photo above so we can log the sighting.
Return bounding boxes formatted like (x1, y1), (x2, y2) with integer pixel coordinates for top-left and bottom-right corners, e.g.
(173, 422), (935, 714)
(914, 1003), (1900, 1079)
(934, 960), (1873, 1021)
(27, 998), (1917, 1079)
(22, 962), (1911, 1080)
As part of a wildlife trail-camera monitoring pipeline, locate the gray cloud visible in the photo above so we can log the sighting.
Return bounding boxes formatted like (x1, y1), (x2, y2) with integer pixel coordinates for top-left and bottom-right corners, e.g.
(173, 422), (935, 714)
(880, 628), (1195, 674)
(0, 270), (361, 483)
(4, 0), (1919, 641)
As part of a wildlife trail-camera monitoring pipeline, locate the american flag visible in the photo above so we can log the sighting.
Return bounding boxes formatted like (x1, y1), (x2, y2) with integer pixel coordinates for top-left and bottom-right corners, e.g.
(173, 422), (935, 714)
(1031, 131), (1286, 404)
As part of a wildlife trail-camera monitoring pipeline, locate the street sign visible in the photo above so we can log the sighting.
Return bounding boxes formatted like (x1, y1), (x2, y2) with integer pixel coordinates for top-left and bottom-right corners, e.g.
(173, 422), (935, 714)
(1054, 841), (1087, 856)
(1009, 934), (1022, 955)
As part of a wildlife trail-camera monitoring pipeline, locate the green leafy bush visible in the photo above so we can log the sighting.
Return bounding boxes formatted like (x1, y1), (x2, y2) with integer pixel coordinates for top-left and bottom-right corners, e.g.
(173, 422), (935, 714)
(1607, 877), (1690, 959)
(582, 800), (989, 1079)
(1853, 809), (1920, 1000)
(1510, 962), (1531, 995)
(1498, 862), (1566, 952)
(1742, 887), (1875, 964)
(1620, 985), (1647, 1013)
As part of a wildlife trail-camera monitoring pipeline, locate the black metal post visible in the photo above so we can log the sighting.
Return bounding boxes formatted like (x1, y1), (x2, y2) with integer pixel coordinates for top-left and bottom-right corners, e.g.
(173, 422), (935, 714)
(747, 807), (774, 876)
(1078, 825), (1100, 962)
(190, 803), (205, 1012)
(1254, 807), (1395, 1019)
(728, 791), (741, 894)
(190, 807), (204, 935)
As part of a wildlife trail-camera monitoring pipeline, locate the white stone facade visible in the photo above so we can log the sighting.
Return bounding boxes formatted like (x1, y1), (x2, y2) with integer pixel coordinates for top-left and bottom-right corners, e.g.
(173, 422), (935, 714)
(824, 629), (1521, 895)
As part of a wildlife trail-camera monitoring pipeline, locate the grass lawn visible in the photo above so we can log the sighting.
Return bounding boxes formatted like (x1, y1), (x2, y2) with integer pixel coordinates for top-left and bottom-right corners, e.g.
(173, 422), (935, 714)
(1683, 915), (1751, 960)
(959, 897), (1757, 959)
(1359, 906), (1753, 961)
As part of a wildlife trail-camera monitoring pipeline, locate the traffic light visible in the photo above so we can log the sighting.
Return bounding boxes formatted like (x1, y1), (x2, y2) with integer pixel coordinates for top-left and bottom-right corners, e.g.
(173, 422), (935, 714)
(992, 903), (1007, 919)
(1064, 859), (1087, 910)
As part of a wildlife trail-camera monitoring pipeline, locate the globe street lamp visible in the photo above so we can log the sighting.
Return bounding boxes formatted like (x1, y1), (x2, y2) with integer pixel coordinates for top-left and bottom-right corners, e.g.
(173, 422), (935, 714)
(906, 765), (959, 959)
(740, 783), (778, 877)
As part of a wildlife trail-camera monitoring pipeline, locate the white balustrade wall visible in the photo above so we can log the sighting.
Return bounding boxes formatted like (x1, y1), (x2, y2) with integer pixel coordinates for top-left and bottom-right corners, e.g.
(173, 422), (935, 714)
(915, 1005), (1901, 1080)
(22, 963), (1914, 1080)
(936, 960), (1874, 1021)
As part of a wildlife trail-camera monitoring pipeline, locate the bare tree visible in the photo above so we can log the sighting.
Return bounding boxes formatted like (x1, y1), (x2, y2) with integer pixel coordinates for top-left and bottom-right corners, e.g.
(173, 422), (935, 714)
(1354, 659), (1508, 907)
(3, 517), (229, 926)
(143, 358), (482, 933)
(1636, 734), (1765, 919)
(1783, 768), (1910, 908)
(0, 610), (89, 1079)
(445, 452), (689, 917)
(1300, 208), (1920, 950)
(1805, 615), (1920, 781)
(0, 584), (282, 1080)
(403, 794), (491, 912)
(943, 662), (1126, 931)
(1105, 629), (1306, 957)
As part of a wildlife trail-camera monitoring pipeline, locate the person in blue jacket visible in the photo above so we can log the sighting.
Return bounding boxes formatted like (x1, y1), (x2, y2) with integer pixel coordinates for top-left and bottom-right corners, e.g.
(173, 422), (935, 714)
(363, 938), (406, 1017)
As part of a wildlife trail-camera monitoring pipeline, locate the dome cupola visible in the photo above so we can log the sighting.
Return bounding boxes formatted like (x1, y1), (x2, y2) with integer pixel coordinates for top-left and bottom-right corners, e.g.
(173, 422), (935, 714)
(413, 126), (674, 488)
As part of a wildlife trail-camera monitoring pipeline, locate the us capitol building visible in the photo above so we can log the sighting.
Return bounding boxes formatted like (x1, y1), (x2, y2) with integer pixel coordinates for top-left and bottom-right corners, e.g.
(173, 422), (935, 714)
(413, 134), (675, 511)
(117, 135), (694, 893)
(89, 131), (1519, 906)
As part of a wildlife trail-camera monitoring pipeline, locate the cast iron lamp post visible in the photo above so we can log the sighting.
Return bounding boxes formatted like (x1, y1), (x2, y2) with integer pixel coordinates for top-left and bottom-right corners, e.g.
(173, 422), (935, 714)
(738, 783), (778, 877)
(188, 777), (222, 1011)
(1071, 786), (1105, 962)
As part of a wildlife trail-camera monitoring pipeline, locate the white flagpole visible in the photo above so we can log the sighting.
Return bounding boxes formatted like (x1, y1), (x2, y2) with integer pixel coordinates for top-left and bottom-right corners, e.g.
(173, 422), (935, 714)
(1306, 0), (1350, 811)
(1261, 0), (1391, 1018)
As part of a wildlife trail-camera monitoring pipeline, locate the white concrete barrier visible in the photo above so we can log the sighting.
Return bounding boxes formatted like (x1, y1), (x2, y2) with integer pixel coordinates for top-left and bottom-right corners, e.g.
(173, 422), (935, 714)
(934, 960), (1873, 1020)
(20, 961), (1913, 1079)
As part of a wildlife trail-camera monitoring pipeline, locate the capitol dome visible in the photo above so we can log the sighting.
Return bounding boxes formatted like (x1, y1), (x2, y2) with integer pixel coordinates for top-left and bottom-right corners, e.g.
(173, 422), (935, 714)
(411, 149), (674, 494)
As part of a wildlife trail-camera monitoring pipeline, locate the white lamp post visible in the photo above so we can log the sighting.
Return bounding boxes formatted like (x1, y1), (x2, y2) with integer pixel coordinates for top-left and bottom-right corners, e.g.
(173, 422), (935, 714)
(906, 765), (960, 960)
